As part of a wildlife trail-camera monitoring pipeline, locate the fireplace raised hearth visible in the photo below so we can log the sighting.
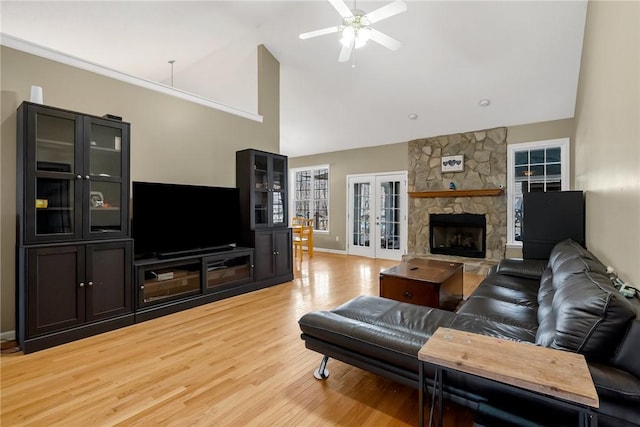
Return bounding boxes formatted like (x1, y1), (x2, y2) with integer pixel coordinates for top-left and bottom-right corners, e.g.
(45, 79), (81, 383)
(430, 213), (486, 258)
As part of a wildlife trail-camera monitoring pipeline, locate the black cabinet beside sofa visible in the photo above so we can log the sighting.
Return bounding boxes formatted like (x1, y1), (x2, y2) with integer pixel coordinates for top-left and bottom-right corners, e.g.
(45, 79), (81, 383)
(299, 239), (640, 427)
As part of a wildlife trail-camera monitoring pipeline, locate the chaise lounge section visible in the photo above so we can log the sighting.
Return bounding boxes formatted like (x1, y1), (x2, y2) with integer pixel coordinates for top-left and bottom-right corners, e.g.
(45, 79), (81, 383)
(299, 239), (640, 426)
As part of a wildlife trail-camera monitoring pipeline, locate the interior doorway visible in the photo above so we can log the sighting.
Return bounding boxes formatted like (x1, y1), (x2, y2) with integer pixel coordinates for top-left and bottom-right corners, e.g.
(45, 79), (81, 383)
(347, 172), (407, 260)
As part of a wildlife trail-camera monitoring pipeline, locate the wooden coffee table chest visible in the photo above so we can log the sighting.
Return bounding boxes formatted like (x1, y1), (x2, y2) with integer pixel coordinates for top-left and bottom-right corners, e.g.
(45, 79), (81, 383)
(379, 259), (463, 311)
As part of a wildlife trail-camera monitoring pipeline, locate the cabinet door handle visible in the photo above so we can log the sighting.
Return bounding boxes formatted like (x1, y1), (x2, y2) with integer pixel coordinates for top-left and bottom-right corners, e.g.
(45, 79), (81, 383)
(88, 281), (94, 286)
(79, 282), (85, 287)
(140, 285), (145, 290)
(85, 175), (90, 180)
(403, 291), (413, 299)
(76, 175), (82, 179)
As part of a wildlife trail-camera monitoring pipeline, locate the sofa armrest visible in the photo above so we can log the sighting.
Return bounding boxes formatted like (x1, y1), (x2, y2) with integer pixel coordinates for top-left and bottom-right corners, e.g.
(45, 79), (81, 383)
(493, 258), (548, 280)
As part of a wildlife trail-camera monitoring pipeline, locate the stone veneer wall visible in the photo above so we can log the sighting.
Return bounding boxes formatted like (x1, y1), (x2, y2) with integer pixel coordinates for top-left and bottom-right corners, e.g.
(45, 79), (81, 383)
(408, 127), (508, 260)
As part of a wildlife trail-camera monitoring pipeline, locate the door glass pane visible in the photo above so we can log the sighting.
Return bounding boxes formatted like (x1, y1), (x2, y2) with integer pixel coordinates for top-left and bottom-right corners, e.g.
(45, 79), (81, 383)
(36, 177), (74, 235)
(36, 114), (75, 173)
(272, 191), (284, 225)
(206, 255), (252, 290)
(90, 124), (122, 177)
(379, 181), (401, 250)
(272, 157), (285, 190)
(90, 181), (121, 233)
(254, 154), (268, 189)
(254, 191), (268, 226)
(352, 183), (370, 247)
(142, 262), (200, 304)
(253, 154), (269, 226)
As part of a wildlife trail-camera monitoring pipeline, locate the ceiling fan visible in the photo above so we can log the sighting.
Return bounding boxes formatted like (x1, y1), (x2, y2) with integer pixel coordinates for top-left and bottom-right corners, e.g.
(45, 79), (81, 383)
(299, 0), (407, 63)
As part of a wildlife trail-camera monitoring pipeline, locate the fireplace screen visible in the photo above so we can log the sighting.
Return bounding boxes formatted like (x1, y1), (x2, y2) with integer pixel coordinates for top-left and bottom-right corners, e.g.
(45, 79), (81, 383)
(430, 213), (486, 258)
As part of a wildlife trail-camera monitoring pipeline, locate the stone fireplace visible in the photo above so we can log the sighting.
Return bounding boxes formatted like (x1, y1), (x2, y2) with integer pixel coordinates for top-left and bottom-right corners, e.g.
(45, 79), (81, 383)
(408, 127), (508, 261)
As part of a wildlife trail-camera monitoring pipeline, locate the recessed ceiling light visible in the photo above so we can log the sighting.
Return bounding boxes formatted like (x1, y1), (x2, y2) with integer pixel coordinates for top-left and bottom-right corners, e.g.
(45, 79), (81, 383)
(479, 99), (491, 107)
(408, 113), (418, 120)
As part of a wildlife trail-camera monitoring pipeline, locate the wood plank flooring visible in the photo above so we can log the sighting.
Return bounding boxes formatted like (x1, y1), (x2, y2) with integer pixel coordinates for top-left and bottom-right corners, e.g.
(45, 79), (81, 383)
(1, 253), (483, 426)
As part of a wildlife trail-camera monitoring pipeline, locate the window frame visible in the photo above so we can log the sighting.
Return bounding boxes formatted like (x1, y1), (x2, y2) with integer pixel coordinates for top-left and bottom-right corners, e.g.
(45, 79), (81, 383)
(289, 165), (330, 233)
(507, 138), (570, 247)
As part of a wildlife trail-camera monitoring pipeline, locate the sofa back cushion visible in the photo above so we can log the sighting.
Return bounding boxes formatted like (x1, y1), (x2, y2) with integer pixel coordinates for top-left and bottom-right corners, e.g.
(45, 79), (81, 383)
(536, 239), (637, 361)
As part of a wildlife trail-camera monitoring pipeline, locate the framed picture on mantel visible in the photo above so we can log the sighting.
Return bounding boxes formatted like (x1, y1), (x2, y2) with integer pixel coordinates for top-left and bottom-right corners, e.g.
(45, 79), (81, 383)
(442, 155), (464, 173)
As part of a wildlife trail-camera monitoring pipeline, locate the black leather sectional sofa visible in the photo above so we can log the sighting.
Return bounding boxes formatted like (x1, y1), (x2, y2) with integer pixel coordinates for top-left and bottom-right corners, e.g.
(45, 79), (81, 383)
(299, 239), (640, 426)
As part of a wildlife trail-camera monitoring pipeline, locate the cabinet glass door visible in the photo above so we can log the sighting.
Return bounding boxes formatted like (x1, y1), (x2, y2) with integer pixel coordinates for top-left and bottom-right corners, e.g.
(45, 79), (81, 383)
(253, 153), (270, 227)
(30, 109), (81, 241)
(271, 156), (286, 227)
(86, 119), (127, 237)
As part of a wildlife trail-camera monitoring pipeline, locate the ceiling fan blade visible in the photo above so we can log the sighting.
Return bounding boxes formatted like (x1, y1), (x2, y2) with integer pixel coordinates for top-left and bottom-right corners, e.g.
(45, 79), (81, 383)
(368, 28), (403, 51)
(299, 26), (340, 40)
(364, 0), (407, 24)
(338, 41), (354, 62)
(328, 0), (354, 18)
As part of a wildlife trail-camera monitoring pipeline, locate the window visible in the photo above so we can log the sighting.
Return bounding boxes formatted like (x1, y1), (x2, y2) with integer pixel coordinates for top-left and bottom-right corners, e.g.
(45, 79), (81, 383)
(291, 166), (329, 232)
(507, 138), (570, 245)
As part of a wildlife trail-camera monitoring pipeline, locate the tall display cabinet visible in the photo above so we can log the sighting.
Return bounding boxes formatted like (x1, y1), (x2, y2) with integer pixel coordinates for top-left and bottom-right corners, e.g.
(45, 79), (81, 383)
(236, 149), (293, 285)
(16, 102), (133, 353)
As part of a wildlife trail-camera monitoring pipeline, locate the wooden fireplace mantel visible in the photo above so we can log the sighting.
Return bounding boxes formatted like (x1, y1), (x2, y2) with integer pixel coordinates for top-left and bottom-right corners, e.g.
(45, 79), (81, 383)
(409, 188), (504, 198)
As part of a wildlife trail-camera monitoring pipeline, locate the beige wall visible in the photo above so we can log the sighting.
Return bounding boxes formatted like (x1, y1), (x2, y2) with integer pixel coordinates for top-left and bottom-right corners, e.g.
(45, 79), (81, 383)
(573, 1), (640, 284)
(289, 142), (408, 251)
(0, 45), (280, 334)
(290, 119), (574, 255)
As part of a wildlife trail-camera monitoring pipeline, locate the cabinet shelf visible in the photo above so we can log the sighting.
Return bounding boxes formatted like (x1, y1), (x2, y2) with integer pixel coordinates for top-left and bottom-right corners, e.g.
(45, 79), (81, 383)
(37, 138), (73, 148)
(91, 146), (121, 153)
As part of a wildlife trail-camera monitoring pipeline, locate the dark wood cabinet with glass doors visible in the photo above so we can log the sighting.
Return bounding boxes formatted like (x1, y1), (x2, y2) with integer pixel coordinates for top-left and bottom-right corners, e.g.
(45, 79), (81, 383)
(16, 102), (133, 353)
(236, 149), (288, 230)
(18, 102), (129, 244)
(236, 149), (293, 286)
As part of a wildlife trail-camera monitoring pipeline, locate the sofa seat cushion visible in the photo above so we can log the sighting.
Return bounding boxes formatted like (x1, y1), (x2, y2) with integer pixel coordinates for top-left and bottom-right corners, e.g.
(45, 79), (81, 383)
(588, 362), (640, 426)
(466, 283), (539, 309)
(457, 296), (539, 333)
(298, 295), (456, 371)
(476, 272), (541, 297)
(449, 314), (537, 343)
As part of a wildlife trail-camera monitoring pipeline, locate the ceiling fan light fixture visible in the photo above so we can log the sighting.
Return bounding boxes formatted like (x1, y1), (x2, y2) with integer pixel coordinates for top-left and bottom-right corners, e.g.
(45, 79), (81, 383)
(340, 26), (355, 47)
(355, 27), (371, 49)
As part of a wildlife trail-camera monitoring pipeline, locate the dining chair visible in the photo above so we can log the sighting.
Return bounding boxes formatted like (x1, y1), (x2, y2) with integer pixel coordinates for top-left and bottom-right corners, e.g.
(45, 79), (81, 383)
(293, 218), (314, 258)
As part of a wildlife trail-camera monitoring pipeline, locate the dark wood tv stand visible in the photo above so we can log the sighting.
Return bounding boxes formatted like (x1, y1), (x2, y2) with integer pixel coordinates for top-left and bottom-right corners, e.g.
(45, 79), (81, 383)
(134, 247), (261, 322)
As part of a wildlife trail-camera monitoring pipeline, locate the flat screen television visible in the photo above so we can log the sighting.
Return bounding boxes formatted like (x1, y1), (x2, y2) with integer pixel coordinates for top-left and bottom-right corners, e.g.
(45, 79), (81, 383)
(132, 181), (242, 259)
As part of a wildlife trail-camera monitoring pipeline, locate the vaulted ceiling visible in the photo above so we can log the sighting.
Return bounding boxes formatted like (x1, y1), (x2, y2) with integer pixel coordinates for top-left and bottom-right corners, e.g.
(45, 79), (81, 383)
(1, 1), (588, 157)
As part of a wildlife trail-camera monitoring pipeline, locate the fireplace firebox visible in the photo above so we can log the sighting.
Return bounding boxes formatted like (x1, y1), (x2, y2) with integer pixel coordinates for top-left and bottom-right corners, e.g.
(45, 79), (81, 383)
(430, 213), (486, 258)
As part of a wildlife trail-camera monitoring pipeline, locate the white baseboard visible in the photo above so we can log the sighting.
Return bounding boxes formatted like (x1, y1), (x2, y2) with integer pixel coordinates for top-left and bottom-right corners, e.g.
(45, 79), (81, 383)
(1, 330), (16, 342)
(312, 247), (347, 255)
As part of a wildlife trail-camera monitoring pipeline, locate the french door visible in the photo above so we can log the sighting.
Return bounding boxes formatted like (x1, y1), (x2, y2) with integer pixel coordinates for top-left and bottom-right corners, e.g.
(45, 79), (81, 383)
(347, 172), (407, 260)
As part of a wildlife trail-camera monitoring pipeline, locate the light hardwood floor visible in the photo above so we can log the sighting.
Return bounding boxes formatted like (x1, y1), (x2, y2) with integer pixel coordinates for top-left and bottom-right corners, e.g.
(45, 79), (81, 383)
(1, 252), (483, 426)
